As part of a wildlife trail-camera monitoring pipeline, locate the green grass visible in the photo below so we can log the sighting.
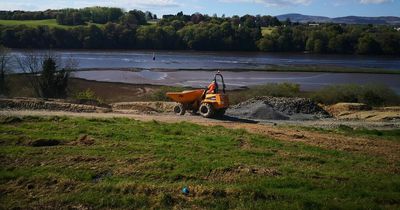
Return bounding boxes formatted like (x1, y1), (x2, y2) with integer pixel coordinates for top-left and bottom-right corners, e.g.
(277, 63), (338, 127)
(261, 27), (275, 37)
(0, 19), (104, 29)
(0, 116), (399, 209)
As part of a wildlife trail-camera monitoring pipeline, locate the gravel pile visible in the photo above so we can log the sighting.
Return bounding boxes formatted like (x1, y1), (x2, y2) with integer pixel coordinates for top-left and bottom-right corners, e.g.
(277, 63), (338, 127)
(226, 96), (330, 121)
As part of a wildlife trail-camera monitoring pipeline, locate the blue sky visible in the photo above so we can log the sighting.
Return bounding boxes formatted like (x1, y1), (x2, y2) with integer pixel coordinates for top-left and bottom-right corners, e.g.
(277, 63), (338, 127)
(1, 0), (399, 17)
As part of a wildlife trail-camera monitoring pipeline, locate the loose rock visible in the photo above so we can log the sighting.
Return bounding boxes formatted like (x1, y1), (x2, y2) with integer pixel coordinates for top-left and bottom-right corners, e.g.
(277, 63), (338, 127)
(226, 96), (330, 121)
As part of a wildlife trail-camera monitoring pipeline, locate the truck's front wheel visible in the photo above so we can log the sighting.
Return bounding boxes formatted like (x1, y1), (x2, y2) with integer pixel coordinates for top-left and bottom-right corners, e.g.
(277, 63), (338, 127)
(199, 103), (214, 118)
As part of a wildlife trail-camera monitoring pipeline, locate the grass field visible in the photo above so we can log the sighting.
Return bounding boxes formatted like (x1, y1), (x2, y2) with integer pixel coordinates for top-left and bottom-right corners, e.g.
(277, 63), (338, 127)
(0, 116), (399, 209)
(261, 27), (275, 37)
(0, 19), (104, 29)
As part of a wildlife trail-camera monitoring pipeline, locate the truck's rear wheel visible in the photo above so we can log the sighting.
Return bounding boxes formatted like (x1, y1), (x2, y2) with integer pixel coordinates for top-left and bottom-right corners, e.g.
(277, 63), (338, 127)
(199, 103), (214, 118)
(173, 104), (186, 115)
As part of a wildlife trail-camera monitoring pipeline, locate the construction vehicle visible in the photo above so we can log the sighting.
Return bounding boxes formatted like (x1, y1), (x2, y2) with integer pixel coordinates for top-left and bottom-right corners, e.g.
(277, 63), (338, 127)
(166, 72), (229, 118)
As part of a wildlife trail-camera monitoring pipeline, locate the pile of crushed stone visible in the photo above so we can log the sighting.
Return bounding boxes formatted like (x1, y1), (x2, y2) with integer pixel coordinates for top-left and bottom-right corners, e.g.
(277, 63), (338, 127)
(226, 97), (330, 121)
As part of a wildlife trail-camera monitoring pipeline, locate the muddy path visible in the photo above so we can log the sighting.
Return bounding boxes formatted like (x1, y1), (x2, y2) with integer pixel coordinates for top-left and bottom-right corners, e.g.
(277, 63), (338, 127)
(1, 110), (399, 164)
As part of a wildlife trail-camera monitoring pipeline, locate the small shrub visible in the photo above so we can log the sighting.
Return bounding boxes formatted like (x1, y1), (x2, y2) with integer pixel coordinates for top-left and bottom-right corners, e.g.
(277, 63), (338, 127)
(73, 89), (103, 103)
(230, 83), (300, 104)
(311, 84), (400, 106)
(150, 86), (186, 101)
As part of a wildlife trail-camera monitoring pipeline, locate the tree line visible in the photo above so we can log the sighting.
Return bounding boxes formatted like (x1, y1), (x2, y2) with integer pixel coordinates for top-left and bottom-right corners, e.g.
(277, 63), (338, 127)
(55, 7), (153, 26)
(0, 9), (399, 55)
(258, 24), (400, 54)
(0, 7), (156, 26)
(0, 10), (57, 20)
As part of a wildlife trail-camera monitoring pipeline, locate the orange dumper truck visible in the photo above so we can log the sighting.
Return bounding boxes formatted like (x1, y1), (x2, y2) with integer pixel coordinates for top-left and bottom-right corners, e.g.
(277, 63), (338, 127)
(166, 72), (229, 118)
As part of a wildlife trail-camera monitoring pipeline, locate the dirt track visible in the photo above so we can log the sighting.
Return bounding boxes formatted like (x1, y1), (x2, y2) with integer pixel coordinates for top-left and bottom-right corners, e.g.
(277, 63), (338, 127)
(1, 110), (399, 165)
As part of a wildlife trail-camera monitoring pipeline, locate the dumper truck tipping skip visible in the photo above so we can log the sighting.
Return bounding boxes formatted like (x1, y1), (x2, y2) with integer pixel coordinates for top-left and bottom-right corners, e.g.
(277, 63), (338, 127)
(166, 72), (229, 118)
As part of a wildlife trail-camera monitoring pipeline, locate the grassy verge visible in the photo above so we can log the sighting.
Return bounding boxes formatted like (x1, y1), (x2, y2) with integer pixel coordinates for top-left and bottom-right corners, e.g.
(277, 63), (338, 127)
(0, 19), (104, 29)
(0, 116), (399, 209)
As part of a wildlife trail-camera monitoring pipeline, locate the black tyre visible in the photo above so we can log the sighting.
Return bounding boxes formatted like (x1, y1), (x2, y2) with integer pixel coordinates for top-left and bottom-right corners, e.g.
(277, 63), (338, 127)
(173, 104), (186, 115)
(199, 103), (214, 118)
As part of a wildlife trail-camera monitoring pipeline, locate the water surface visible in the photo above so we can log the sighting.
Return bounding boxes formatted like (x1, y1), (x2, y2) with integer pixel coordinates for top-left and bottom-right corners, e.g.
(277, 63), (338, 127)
(73, 70), (400, 94)
(10, 50), (400, 71)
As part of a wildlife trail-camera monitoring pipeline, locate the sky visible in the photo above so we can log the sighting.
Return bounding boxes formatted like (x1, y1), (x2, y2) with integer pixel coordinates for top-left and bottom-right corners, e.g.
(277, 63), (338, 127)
(1, 0), (399, 18)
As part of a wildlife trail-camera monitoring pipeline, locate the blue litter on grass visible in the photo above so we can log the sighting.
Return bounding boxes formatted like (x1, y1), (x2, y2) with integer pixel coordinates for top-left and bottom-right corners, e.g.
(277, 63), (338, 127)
(182, 187), (189, 195)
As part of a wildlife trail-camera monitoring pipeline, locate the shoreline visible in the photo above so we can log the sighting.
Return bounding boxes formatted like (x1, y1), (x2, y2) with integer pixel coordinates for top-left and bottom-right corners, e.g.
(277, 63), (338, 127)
(68, 69), (400, 94)
(12, 65), (400, 75)
(71, 65), (400, 74)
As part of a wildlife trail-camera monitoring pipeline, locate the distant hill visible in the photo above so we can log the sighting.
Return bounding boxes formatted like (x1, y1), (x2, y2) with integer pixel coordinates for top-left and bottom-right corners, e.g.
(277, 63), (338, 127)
(276, 13), (400, 25)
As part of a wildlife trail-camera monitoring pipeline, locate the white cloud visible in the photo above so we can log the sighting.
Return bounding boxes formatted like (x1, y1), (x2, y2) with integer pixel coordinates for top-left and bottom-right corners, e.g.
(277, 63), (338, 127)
(359, 0), (392, 4)
(219, 0), (312, 7)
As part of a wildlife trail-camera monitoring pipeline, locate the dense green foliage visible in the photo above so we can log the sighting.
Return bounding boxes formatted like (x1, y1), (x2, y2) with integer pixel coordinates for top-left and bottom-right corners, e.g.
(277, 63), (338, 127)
(311, 84), (400, 106)
(0, 11), (264, 50)
(0, 10), (57, 20)
(56, 7), (138, 26)
(1, 9), (399, 54)
(258, 24), (400, 54)
(0, 116), (399, 209)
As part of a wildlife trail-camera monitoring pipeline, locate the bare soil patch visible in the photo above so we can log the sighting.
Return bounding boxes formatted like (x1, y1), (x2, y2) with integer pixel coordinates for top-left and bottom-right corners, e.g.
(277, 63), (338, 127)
(30, 139), (62, 147)
(325, 103), (400, 121)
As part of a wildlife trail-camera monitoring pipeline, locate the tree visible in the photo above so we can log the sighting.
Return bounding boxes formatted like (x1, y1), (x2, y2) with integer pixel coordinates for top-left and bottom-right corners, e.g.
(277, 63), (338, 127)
(257, 37), (275, 51)
(0, 45), (12, 95)
(16, 52), (74, 98)
(357, 35), (381, 54)
(40, 57), (69, 98)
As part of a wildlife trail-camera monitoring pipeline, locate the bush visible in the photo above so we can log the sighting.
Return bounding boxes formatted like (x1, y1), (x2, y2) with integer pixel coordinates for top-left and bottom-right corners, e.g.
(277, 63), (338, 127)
(150, 86), (186, 101)
(73, 89), (103, 103)
(311, 84), (400, 106)
(230, 83), (300, 105)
